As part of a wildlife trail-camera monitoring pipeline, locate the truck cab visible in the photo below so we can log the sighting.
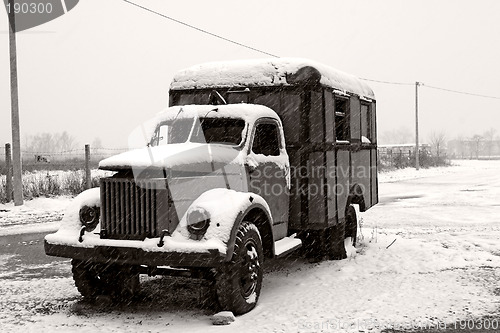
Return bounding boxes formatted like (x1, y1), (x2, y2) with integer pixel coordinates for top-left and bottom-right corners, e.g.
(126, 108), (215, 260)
(45, 58), (377, 315)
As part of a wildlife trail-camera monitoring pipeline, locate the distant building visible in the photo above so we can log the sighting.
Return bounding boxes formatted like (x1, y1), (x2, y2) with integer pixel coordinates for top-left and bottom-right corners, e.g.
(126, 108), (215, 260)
(378, 143), (430, 155)
(447, 139), (500, 159)
(377, 143), (432, 168)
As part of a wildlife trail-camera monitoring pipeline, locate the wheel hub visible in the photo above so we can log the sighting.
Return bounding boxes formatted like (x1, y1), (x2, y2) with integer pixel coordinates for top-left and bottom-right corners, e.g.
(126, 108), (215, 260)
(239, 242), (260, 298)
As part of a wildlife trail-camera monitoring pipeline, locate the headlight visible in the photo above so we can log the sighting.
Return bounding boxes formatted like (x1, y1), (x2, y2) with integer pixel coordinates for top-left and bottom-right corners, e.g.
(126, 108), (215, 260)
(79, 205), (100, 232)
(187, 207), (210, 240)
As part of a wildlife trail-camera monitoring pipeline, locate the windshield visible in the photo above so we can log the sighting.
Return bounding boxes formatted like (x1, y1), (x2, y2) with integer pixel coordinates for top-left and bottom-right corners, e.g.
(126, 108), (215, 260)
(150, 118), (193, 146)
(150, 117), (246, 146)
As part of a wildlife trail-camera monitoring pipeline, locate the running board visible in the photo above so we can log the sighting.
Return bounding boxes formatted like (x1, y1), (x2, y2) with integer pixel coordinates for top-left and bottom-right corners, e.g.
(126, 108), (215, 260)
(274, 235), (302, 258)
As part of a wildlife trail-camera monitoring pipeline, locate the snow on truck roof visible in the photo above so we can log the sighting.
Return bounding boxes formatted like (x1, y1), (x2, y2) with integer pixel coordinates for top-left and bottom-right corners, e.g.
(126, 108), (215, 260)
(155, 104), (280, 123)
(170, 58), (375, 100)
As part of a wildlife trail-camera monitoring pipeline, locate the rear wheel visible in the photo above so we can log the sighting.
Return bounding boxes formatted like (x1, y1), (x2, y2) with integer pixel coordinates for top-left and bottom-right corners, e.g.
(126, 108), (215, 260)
(215, 222), (263, 315)
(327, 222), (347, 260)
(301, 229), (328, 262)
(344, 205), (358, 247)
(300, 224), (347, 262)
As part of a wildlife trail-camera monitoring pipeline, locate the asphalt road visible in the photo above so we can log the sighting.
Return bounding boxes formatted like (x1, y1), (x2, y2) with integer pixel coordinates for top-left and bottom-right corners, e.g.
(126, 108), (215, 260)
(0, 231), (71, 280)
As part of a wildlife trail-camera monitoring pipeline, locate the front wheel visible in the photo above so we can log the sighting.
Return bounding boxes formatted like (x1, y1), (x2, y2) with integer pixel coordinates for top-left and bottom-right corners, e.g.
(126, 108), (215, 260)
(72, 259), (114, 299)
(215, 222), (264, 315)
(71, 259), (140, 301)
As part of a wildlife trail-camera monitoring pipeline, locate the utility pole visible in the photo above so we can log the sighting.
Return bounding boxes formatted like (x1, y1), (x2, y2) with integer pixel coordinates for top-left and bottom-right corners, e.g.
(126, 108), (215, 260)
(8, 0), (24, 205)
(415, 81), (421, 170)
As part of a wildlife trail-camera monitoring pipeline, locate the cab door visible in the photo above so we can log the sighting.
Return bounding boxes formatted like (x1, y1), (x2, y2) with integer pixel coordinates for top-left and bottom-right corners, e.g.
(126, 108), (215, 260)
(247, 119), (290, 240)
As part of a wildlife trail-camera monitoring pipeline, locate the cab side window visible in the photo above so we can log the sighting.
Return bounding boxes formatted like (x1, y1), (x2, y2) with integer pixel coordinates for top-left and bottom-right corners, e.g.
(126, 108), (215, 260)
(361, 103), (371, 142)
(252, 123), (281, 156)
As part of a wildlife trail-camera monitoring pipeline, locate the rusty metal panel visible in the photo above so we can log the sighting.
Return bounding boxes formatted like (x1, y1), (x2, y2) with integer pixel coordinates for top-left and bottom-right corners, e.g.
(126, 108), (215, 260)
(371, 149), (379, 207)
(308, 152), (325, 226)
(351, 150), (372, 209)
(310, 90), (324, 143)
(326, 151), (337, 224)
(336, 149), (350, 221)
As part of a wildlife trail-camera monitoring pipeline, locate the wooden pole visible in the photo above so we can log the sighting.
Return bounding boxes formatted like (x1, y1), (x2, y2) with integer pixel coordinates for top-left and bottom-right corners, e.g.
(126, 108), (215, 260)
(5, 143), (12, 202)
(415, 82), (420, 170)
(85, 144), (91, 189)
(8, 0), (23, 205)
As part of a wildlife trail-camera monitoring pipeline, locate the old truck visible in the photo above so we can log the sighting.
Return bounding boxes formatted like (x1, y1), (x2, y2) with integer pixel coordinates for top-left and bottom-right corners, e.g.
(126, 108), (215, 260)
(45, 58), (378, 314)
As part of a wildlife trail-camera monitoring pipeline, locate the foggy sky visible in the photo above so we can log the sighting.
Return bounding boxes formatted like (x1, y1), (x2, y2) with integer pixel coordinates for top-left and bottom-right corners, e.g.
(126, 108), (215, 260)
(1, 0), (499, 149)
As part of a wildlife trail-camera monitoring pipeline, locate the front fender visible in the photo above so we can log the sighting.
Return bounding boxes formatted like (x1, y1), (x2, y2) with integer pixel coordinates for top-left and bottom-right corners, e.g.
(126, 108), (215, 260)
(179, 188), (273, 260)
(225, 202), (274, 261)
(52, 188), (101, 235)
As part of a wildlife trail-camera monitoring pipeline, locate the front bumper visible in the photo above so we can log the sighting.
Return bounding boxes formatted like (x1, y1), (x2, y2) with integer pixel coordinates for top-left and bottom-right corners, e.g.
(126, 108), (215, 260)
(44, 241), (224, 268)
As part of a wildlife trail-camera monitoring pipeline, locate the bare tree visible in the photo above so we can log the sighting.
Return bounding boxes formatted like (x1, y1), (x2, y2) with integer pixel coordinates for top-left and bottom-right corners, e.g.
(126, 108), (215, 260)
(483, 128), (496, 159)
(455, 135), (466, 159)
(91, 137), (103, 155)
(24, 131), (79, 154)
(470, 135), (483, 159)
(57, 131), (78, 152)
(430, 131), (446, 159)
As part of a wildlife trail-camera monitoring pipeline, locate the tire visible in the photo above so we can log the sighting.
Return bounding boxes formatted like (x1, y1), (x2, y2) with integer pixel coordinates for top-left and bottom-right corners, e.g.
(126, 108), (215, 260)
(327, 222), (347, 260)
(301, 230), (328, 262)
(71, 259), (140, 301)
(71, 259), (107, 299)
(344, 205), (358, 247)
(215, 222), (264, 315)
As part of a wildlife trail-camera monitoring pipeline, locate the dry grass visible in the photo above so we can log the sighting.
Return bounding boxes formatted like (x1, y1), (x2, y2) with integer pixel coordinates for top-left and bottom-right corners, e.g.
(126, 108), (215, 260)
(0, 170), (109, 203)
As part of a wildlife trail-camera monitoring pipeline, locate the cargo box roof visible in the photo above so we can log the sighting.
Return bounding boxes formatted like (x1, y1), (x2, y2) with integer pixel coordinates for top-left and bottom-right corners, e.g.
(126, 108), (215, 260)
(170, 58), (375, 100)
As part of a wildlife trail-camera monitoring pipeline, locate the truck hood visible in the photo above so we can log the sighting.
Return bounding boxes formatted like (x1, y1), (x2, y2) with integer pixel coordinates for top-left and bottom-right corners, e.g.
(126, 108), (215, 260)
(99, 143), (244, 172)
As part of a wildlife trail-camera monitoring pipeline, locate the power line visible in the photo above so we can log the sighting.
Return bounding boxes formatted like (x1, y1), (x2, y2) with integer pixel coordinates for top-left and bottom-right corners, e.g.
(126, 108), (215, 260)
(359, 77), (414, 86)
(123, 0), (500, 102)
(361, 78), (500, 100)
(424, 84), (500, 100)
(121, 0), (279, 58)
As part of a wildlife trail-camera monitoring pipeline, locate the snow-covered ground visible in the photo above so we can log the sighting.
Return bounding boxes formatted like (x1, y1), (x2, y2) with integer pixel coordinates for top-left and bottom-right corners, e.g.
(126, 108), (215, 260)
(0, 196), (70, 236)
(0, 160), (499, 332)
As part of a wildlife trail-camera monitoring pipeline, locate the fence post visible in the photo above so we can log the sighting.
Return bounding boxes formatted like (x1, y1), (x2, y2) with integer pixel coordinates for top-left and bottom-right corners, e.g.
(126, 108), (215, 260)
(85, 144), (91, 189)
(5, 143), (12, 202)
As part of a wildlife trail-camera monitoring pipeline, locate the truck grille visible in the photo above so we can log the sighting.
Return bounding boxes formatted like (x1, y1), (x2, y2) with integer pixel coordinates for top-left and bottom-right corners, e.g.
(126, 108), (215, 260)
(100, 178), (175, 240)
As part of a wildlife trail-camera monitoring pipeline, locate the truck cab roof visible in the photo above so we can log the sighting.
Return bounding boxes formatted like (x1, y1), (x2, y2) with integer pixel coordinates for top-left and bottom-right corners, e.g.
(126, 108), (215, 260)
(155, 104), (281, 124)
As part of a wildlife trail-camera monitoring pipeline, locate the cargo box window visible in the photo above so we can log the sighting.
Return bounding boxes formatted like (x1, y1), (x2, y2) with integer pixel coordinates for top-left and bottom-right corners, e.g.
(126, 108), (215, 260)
(252, 123), (281, 156)
(226, 89), (250, 104)
(254, 91), (280, 112)
(335, 98), (349, 141)
(175, 92), (211, 105)
(361, 103), (371, 142)
(324, 90), (335, 142)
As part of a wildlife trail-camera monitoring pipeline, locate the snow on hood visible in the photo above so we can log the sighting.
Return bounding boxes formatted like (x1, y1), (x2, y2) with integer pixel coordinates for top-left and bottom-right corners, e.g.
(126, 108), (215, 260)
(170, 57), (375, 100)
(98, 143), (243, 171)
